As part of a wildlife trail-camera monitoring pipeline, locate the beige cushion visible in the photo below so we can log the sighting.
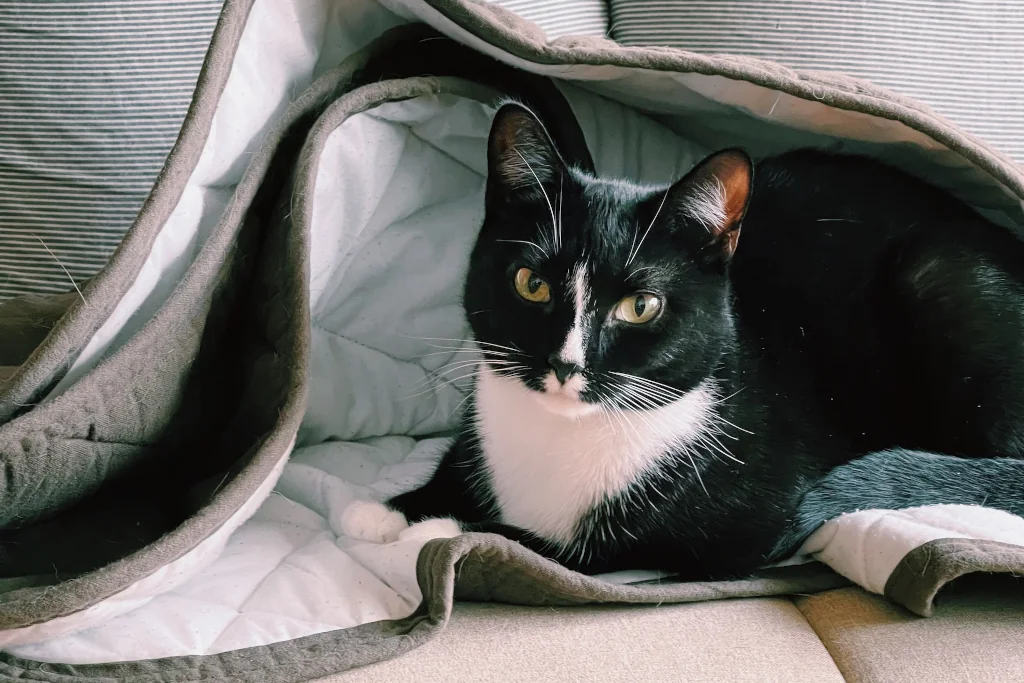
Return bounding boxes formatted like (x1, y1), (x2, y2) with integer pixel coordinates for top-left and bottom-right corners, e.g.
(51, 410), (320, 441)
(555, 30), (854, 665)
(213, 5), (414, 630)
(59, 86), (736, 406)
(328, 598), (844, 682)
(797, 580), (1024, 683)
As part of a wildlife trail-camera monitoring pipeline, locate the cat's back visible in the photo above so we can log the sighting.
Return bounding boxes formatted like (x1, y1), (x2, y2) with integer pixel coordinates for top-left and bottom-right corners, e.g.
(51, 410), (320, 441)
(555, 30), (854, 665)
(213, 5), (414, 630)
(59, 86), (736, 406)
(730, 149), (1012, 318)
(737, 150), (979, 271)
(749, 149), (973, 218)
(731, 149), (1024, 455)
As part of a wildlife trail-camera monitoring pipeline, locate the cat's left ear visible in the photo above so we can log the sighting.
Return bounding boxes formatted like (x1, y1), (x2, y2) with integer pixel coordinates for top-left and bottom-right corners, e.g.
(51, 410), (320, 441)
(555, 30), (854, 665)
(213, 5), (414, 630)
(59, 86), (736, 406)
(487, 102), (566, 196)
(668, 149), (753, 262)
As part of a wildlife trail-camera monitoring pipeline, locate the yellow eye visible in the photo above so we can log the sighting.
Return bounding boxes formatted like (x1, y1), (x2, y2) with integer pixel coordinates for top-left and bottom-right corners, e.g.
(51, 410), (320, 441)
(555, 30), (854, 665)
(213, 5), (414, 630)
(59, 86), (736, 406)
(615, 293), (662, 324)
(514, 267), (551, 303)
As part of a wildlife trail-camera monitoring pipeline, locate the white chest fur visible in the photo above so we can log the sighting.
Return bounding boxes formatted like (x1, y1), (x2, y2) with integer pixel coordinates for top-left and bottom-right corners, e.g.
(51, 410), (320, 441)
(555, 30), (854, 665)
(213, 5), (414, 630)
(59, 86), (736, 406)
(474, 366), (717, 545)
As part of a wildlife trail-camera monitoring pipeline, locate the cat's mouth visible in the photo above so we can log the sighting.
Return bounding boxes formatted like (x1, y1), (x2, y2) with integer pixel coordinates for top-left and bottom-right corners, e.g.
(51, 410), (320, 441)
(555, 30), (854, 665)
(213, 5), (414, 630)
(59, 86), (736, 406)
(534, 372), (601, 417)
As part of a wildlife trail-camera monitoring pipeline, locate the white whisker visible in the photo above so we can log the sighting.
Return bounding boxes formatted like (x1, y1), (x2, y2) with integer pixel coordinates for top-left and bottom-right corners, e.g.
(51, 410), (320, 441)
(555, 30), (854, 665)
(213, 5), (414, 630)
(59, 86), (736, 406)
(627, 265), (657, 281)
(717, 417), (754, 435)
(402, 374), (476, 401)
(420, 349), (509, 358)
(409, 364), (485, 392)
(402, 335), (523, 354)
(418, 343), (475, 352)
(599, 388), (645, 447)
(627, 221), (639, 270)
(611, 388), (666, 436)
(557, 174), (564, 252)
(514, 148), (558, 253)
(608, 380), (682, 410)
(608, 378), (717, 497)
(617, 382), (680, 407)
(711, 386), (747, 406)
(694, 431), (733, 463)
(683, 445), (709, 495)
(608, 371), (687, 401)
(614, 383), (660, 411)
(496, 239), (549, 257)
(408, 359), (521, 396)
(625, 188), (669, 267)
(591, 389), (618, 435)
(434, 359), (518, 374)
(449, 390), (475, 418)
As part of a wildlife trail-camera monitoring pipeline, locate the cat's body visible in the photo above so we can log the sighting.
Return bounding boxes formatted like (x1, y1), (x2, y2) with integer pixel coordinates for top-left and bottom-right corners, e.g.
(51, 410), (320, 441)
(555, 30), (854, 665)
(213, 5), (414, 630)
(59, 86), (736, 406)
(735, 151), (1024, 460)
(346, 104), (1024, 580)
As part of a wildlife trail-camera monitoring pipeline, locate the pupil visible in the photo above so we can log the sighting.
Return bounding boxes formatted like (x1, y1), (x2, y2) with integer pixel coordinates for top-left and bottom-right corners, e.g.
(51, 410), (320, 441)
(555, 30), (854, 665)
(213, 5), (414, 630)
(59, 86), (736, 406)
(634, 297), (646, 316)
(528, 275), (541, 293)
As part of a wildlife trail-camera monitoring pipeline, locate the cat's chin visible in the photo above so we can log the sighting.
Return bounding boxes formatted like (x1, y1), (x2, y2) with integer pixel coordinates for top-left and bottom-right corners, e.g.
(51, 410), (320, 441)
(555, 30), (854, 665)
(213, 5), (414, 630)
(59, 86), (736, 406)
(533, 392), (602, 418)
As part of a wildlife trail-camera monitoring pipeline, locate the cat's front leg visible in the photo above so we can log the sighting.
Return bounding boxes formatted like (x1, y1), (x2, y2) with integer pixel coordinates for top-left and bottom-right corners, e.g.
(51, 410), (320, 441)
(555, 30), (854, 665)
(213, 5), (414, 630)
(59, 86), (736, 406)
(336, 494), (465, 545)
(337, 499), (409, 544)
(385, 438), (487, 543)
(339, 436), (483, 544)
(387, 439), (567, 559)
(336, 475), (465, 545)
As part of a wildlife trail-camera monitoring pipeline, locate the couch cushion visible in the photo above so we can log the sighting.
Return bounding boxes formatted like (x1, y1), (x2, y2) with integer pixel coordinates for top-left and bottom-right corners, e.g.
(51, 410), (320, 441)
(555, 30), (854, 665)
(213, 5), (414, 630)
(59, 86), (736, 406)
(796, 579), (1024, 683)
(330, 598), (844, 682)
(489, 0), (608, 39)
(609, 0), (1024, 164)
(0, 1), (224, 299)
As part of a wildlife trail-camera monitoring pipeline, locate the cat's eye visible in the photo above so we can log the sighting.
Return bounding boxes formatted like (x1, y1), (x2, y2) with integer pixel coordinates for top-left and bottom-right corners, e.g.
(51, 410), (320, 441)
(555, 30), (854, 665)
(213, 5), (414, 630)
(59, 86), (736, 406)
(513, 267), (551, 303)
(614, 293), (662, 324)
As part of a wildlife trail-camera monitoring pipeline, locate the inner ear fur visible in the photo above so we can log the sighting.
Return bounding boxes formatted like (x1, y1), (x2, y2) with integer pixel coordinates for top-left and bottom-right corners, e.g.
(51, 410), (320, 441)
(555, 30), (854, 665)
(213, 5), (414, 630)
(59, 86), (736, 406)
(672, 148), (753, 260)
(487, 103), (566, 191)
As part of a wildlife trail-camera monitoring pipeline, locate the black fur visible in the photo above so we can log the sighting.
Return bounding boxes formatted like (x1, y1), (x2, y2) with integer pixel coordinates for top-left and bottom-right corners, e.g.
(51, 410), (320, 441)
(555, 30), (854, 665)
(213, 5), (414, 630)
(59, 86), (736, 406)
(390, 103), (1024, 579)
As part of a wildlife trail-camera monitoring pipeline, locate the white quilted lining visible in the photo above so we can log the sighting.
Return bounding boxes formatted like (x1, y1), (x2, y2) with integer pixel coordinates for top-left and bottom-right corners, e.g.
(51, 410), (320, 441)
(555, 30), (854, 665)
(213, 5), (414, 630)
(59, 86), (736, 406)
(795, 505), (1024, 595)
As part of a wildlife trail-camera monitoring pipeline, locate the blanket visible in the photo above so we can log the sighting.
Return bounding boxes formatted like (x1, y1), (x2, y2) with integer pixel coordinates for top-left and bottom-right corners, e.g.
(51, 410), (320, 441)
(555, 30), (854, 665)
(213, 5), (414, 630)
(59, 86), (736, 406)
(2, 1), (1024, 680)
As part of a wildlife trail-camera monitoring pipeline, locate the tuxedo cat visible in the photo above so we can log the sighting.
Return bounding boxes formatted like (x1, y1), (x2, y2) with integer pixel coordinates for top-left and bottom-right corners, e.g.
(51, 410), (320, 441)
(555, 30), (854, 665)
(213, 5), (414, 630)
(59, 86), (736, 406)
(341, 103), (1024, 579)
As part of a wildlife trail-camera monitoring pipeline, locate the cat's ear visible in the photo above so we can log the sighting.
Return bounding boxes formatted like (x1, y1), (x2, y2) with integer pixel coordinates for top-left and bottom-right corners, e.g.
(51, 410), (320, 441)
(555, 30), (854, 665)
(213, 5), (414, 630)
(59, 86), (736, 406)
(668, 149), (753, 262)
(487, 103), (565, 195)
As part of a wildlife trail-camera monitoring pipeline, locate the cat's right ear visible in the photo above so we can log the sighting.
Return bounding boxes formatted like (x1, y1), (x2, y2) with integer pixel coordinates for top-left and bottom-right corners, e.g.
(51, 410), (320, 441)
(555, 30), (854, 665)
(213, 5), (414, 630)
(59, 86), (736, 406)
(487, 103), (565, 196)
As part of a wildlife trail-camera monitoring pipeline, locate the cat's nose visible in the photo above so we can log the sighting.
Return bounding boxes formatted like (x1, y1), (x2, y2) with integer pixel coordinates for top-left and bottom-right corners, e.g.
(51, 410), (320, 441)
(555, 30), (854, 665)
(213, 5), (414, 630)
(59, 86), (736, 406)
(547, 354), (581, 384)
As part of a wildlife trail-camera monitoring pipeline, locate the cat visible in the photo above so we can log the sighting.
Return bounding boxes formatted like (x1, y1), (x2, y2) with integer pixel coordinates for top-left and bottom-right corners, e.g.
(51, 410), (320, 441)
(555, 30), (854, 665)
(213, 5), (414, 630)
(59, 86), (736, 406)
(340, 102), (1024, 580)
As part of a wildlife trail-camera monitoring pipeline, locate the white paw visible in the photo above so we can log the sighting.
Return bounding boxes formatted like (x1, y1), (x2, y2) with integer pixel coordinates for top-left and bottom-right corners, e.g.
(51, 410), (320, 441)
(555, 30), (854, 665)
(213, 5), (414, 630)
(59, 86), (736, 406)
(338, 500), (409, 543)
(398, 517), (463, 543)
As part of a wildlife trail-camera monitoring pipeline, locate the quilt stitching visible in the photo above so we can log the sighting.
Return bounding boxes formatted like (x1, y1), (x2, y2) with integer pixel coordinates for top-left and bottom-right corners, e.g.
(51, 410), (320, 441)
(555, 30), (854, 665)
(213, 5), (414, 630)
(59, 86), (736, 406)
(203, 532), (321, 655)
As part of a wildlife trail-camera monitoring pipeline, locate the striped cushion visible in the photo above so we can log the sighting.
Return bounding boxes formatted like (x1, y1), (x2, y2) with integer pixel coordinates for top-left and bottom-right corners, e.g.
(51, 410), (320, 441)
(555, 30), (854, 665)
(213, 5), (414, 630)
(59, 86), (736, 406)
(610, 0), (1024, 163)
(490, 0), (608, 38)
(0, 1), (224, 300)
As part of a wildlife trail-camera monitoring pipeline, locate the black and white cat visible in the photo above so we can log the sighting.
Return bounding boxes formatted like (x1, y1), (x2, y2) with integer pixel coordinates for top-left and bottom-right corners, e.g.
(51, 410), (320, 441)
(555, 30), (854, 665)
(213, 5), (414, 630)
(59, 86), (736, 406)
(341, 103), (1024, 580)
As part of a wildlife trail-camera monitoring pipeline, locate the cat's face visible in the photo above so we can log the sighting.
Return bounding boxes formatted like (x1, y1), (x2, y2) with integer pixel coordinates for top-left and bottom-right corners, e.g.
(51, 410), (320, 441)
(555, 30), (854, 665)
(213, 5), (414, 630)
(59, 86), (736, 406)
(463, 104), (752, 416)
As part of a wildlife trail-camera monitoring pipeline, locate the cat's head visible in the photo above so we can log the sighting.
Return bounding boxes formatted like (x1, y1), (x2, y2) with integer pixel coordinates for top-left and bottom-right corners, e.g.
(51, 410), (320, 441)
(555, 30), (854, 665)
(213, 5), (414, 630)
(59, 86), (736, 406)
(464, 103), (752, 416)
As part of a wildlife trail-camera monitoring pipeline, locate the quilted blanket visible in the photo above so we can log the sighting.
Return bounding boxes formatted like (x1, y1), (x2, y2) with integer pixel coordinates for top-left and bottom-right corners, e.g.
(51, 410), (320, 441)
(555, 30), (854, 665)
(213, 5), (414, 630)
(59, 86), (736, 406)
(2, 1), (1024, 680)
